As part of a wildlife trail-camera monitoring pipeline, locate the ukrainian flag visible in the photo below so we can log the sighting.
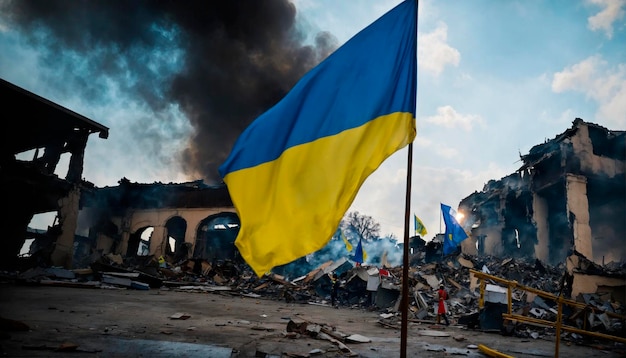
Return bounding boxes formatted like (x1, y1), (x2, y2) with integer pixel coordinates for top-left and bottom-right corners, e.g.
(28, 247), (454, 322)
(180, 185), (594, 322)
(219, 0), (417, 277)
(441, 203), (469, 255)
(340, 229), (353, 252)
(354, 238), (368, 264)
(414, 214), (428, 237)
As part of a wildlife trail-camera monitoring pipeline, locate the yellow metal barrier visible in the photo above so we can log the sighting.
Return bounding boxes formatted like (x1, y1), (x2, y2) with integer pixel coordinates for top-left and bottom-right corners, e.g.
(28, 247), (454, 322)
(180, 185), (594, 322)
(470, 269), (626, 357)
(477, 343), (515, 358)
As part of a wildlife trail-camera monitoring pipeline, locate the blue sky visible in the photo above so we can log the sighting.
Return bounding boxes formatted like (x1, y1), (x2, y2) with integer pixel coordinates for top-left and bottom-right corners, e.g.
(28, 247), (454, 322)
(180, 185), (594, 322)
(1, 0), (624, 242)
(293, 0), (625, 240)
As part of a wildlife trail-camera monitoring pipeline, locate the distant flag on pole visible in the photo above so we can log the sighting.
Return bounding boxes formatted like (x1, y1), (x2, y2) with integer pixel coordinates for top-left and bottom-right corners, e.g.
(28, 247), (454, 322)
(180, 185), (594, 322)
(441, 203), (469, 255)
(218, 0), (417, 277)
(340, 229), (353, 252)
(414, 214), (427, 237)
(353, 237), (367, 265)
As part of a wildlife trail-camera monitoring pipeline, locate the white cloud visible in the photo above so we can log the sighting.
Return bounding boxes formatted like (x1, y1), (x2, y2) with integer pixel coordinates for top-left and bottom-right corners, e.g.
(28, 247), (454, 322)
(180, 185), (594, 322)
(423, 105), (485, 131)
(418, 21), (460, 76)
(586, 0), (626, 39)
(413, 135), (433, 149)
(551, 108), (580, 126)
(552, 56), (600, 92)
(437, 146), (459, 159)
(552, 56), (626, 127)
(597, 65), (626, 124)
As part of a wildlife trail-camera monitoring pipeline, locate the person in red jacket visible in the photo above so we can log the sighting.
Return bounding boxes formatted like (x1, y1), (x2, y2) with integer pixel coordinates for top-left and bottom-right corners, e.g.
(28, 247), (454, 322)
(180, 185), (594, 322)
(437, 284), (450, 326)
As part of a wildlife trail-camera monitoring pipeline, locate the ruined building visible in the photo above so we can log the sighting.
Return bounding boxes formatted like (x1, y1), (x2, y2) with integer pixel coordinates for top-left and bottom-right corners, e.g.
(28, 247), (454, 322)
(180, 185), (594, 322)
(458, 118), (625, 267)
(3, 76), (624, 281)
(1, 78), (109, 269)
(2, 79), (240, 271)
(77, 179), (238, 267)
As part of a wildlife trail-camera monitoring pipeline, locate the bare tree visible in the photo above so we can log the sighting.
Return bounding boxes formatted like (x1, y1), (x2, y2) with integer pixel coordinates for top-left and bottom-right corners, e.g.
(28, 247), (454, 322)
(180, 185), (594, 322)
(341, 211), (380, 241)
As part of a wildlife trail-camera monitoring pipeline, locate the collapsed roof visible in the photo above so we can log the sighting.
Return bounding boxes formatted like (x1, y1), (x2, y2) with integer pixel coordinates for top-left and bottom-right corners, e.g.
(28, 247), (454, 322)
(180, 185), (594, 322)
(0, 78), (108, 156)
(1, 78), (109, 268)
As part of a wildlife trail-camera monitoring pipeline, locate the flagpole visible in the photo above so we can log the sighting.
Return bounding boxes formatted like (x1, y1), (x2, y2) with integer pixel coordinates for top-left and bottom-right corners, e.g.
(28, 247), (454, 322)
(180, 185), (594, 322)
(400, 142), (413, 357)
(401, 2), (418, 356)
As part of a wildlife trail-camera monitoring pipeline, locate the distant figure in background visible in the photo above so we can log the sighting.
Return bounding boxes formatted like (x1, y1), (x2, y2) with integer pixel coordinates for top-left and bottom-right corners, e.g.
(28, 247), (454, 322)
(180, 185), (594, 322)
(437, 284), (450, 326)
(330, 273), (339, 307)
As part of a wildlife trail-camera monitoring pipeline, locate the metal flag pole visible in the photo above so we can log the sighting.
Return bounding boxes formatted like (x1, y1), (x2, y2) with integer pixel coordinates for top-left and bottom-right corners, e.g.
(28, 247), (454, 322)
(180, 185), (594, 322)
(401, 2), (418, 357)
(400, 142), (413, 357)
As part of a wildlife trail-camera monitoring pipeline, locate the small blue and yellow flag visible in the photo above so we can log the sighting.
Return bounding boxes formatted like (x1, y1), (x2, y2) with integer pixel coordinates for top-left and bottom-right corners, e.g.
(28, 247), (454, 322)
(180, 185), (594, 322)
(414, 214), (427, 237)
(219, 0), (417, 277)
(340, 230), (353, 252)
(353, 238), (367, 264)
(441, 203), (469, 255)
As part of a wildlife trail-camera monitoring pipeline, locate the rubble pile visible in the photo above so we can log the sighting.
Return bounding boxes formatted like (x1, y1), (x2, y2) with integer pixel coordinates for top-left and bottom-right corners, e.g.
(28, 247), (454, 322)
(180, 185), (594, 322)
(2, 251), (624, 350)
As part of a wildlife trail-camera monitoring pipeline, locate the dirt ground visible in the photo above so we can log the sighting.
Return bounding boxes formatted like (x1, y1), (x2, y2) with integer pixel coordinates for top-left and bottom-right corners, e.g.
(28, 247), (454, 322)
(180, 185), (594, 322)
(0, 283), (623, 358)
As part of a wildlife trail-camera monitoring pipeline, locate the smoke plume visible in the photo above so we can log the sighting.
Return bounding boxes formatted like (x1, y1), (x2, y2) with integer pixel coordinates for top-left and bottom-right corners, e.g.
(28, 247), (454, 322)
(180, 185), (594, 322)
(1, 0), (337, 183)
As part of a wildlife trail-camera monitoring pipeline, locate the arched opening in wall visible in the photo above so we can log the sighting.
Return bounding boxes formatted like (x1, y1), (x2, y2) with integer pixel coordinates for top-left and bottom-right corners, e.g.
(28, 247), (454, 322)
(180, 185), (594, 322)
(127, 226), (154, 257)
(165, 216), (188, 263)
(193, 212), (240, 263)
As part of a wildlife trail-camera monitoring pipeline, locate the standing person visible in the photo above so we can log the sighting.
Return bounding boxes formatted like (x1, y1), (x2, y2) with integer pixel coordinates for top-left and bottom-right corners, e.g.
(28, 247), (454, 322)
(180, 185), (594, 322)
(437, 284), (450, 326)
(330, 273), (339, 307)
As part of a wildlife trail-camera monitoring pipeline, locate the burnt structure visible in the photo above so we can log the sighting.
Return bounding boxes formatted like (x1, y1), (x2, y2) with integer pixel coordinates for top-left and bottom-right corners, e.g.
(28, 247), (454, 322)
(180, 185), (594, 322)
(458, 118), (625, 266)
(78, 179), (238, 266)
(1, 78), (109, 269)
(3, 77), (623, 276)
(1, 78), (239, 270)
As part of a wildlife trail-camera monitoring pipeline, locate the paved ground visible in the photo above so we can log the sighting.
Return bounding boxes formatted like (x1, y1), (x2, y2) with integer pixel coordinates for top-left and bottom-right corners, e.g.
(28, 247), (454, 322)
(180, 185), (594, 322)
(0, 283), (623, 357)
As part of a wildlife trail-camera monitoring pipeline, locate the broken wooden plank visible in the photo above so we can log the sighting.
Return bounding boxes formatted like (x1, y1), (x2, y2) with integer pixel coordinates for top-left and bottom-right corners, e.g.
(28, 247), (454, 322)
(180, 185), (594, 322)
(446, 277), (462, 290)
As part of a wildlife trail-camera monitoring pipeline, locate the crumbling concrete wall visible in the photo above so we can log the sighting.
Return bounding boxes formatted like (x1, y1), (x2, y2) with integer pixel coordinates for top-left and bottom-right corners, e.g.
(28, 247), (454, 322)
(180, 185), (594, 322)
(124, 207), (234, 258)
(567, 121), (625, 264)
(532, 194), (550, 263)
(570, 272), (625, 299)
(77, 205), (237, 263)
(475, 225), (505, 257)
(458, 119), (625, 267)
(50, 187), (81, 268)
(460, 235), (477, 256)
(566, 254), (626, 298)
(73, 181), (238, 266)
(572, 121), (624, 177)
(566, 174), (593, 260)
(95, 233), (118, 254)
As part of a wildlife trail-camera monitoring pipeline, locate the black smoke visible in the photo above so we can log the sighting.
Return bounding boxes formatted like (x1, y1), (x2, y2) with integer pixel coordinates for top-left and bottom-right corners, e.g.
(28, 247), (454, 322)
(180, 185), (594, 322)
(1, 0), (337, 183)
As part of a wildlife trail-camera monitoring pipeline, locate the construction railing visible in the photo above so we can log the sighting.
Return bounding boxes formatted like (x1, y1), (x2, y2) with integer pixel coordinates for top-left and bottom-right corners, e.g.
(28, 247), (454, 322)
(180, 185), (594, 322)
(469, 269), (626, 357)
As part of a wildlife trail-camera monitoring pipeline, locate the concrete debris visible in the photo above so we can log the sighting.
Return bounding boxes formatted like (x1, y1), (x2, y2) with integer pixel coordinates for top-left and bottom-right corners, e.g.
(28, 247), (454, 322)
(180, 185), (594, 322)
(345, 334), (370, 343)
(169, 313), (191, 320)
(1, 251), (624, 353)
